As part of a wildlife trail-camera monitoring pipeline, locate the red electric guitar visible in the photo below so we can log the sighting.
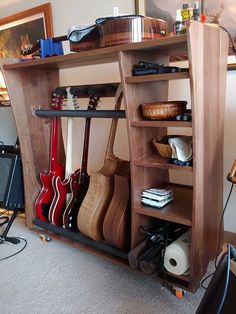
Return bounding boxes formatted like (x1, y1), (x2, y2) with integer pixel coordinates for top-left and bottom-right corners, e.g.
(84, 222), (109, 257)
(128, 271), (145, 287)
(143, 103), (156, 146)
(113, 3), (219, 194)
(48, 87), (80, 226)
(62, 93), (100, 231)
(34, 89), (65, 221)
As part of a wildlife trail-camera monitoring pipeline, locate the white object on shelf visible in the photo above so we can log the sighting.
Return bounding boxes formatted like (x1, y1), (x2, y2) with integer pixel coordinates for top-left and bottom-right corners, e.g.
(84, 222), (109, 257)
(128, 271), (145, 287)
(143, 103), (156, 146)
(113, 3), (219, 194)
(164, 229), (191, 275)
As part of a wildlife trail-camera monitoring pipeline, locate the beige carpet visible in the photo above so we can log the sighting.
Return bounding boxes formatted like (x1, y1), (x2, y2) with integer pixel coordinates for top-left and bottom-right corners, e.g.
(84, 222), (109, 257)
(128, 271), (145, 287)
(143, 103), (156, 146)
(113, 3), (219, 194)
(0, 214), (208, 314)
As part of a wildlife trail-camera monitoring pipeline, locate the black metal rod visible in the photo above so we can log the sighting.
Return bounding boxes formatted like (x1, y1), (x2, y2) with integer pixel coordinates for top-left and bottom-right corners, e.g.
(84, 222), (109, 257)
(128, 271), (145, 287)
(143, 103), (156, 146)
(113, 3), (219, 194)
(34, 109), (126, 118)
(33, 218), (128, 260)
(2, 210), (18, 238)
(0, 210), (21, 244)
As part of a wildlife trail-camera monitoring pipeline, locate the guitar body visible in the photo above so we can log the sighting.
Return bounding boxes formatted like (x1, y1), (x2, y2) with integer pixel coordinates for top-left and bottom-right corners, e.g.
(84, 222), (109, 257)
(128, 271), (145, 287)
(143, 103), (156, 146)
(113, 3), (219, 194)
(61, 92), (99, 231)
(34, 90), (66, 222)
(70, 16), (167, 52)
(103, 174), (130, 250)
(77, 85), (123, 241)
(63, 172), (90, 231)
(100, 16), (167, 47)
(77, 171), (114, 240)
(49, 170), (80, 226)
(35, 165), (64, 221)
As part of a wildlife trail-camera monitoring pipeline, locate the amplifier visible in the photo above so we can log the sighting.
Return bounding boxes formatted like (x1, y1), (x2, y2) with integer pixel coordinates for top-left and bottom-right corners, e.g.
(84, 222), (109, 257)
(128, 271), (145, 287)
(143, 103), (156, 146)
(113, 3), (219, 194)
(0, 152), (24, 210)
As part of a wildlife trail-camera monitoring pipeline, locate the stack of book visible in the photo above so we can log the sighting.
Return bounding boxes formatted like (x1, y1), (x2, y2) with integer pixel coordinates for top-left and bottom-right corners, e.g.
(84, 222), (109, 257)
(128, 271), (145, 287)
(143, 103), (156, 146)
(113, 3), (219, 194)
(141, 187), (174, 209)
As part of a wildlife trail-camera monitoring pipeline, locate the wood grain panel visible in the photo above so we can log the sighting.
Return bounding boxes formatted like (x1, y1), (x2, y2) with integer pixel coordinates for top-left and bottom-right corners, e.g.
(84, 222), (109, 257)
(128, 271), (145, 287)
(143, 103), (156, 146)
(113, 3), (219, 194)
(3, 34), (188, 71)
(187, 21), (229, 290)
(0, 60), (63, 227)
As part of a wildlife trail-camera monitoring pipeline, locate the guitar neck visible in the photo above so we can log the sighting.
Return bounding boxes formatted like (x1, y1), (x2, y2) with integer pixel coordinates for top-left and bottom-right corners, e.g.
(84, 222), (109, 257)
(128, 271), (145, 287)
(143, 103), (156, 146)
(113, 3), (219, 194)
(80, 118), (91, 175)
(105, 84), (123, 160)
(50, 116), (59, 171)
(65, 117), (74, 178)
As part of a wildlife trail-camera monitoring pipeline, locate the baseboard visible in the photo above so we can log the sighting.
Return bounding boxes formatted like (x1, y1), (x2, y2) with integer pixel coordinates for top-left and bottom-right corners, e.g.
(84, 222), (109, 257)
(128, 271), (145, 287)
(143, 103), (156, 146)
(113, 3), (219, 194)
(224, 230), (236, 245)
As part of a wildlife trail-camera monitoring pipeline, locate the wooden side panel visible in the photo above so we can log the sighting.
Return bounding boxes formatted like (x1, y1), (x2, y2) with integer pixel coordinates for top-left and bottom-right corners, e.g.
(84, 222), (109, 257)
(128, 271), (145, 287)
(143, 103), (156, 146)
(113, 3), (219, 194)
(188, 22), (229, 289)
(0, 60), (63, 227)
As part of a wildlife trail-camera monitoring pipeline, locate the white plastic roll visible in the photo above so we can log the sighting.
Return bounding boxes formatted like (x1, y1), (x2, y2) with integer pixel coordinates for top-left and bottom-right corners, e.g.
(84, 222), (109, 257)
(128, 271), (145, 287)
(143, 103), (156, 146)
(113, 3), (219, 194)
(164, 230), (191, 275)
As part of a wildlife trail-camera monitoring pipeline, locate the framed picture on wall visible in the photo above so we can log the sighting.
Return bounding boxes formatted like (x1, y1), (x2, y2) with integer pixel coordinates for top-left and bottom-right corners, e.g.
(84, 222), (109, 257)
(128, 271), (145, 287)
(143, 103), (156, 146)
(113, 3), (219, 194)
(0, 3), (53, 58)
(135, 0), (236, 46)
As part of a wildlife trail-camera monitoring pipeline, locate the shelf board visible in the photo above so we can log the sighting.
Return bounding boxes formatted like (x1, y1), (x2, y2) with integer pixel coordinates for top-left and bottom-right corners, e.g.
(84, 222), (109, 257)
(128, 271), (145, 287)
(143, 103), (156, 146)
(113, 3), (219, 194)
(164, 271), (190, 283)
(131, 120), (192, 128)
(3, 35), (188, 70)
(125, 71), (189, 83)
(34, 109), (126, 118)
(136, 184), (192, 226)
(134, 155), (193, 172)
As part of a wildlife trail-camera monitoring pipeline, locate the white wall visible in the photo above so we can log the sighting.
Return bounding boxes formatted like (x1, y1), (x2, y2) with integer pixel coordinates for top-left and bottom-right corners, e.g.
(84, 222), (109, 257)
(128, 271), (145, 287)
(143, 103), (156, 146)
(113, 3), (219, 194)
(1, 0), (236, 233)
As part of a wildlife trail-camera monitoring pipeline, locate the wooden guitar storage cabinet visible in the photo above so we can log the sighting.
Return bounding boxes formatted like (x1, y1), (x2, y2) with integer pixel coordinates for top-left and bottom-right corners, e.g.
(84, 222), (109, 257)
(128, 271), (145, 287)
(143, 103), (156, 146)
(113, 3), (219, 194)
(0, 22), (228, 292)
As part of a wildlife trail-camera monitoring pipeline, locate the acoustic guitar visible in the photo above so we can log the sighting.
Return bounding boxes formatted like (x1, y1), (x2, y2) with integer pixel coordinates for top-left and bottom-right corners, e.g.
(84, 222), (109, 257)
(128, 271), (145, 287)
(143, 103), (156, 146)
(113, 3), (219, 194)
(62, 93), (100, 231)
(103, 172), (130, 250)
(34, 89), (65, 222)
(48, 87), (80, 226)
(77, 84), (129, 241)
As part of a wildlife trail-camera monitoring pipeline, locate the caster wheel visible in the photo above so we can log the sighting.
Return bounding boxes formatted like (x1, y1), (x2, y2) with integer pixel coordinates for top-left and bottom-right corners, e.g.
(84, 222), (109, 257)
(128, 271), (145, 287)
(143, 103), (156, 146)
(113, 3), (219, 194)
(174, 287), (187, 299)
(39, 234), (52, 243)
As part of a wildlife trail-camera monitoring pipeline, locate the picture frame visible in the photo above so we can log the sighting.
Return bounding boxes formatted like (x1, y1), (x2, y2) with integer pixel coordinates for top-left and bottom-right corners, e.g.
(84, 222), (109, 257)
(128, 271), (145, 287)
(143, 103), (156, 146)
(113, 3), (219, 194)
(0, 3), (54, 58)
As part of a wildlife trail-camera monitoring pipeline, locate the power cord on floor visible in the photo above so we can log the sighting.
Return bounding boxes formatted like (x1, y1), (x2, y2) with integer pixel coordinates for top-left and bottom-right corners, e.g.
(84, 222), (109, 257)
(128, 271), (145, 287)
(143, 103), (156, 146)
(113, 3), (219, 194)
(0, 209), (10, 227)
(0, 237), (27, 261)
(201, 182), (235, 289)
(0, 215), (9, 227)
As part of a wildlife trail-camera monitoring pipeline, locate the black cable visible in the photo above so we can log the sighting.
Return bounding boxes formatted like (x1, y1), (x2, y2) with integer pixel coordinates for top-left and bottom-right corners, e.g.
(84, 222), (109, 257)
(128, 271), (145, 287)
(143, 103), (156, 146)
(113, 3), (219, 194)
(219, 25), (236, 59)
(215, 183), (235, 268)
(0, 215), (9, 227)
(201, 271), (216, 290)
(216, 244), (231, 314)
(0, 209), (8, 216)
(201, 182), (234, 289)
(0, 237), (27, 261)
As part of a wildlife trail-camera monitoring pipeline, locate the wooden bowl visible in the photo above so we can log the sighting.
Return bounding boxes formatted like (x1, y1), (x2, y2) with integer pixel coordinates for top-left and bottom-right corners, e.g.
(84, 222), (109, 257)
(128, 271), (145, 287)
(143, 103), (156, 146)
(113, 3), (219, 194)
(141, 101), (187, 120)
(153, 136), (172, 158)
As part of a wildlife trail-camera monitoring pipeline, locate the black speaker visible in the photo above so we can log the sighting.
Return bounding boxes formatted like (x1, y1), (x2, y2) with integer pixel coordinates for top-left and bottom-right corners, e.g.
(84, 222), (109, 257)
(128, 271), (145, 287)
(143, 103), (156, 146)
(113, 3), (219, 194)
(197, 247), (236, 314)
(0, 152), (24, 210)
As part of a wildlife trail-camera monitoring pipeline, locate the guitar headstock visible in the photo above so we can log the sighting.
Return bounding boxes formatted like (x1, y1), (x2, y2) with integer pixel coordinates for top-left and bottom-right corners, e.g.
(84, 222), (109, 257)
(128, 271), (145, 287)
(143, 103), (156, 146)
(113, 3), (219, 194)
(52, 87), (67, 110)
(87, 92), (100, 111)
(66, 87), (79, 110)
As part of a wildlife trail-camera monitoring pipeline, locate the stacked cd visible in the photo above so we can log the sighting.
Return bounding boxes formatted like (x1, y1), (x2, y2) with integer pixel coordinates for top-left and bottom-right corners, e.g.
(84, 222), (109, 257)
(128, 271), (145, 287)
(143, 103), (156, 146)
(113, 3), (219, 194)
(141, 187), (173, 209)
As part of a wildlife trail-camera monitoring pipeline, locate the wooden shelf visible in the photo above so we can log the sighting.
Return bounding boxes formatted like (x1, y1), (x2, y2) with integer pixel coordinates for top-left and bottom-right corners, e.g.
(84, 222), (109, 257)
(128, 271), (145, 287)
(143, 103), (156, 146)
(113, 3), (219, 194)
(136, 184), (193, 226)
(164, 271), (190, 283)
(125, 71), (189, 83)
(3, 34), (187, 70)
(131, 120), (192, 128)
(134, 155), (193, 172)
